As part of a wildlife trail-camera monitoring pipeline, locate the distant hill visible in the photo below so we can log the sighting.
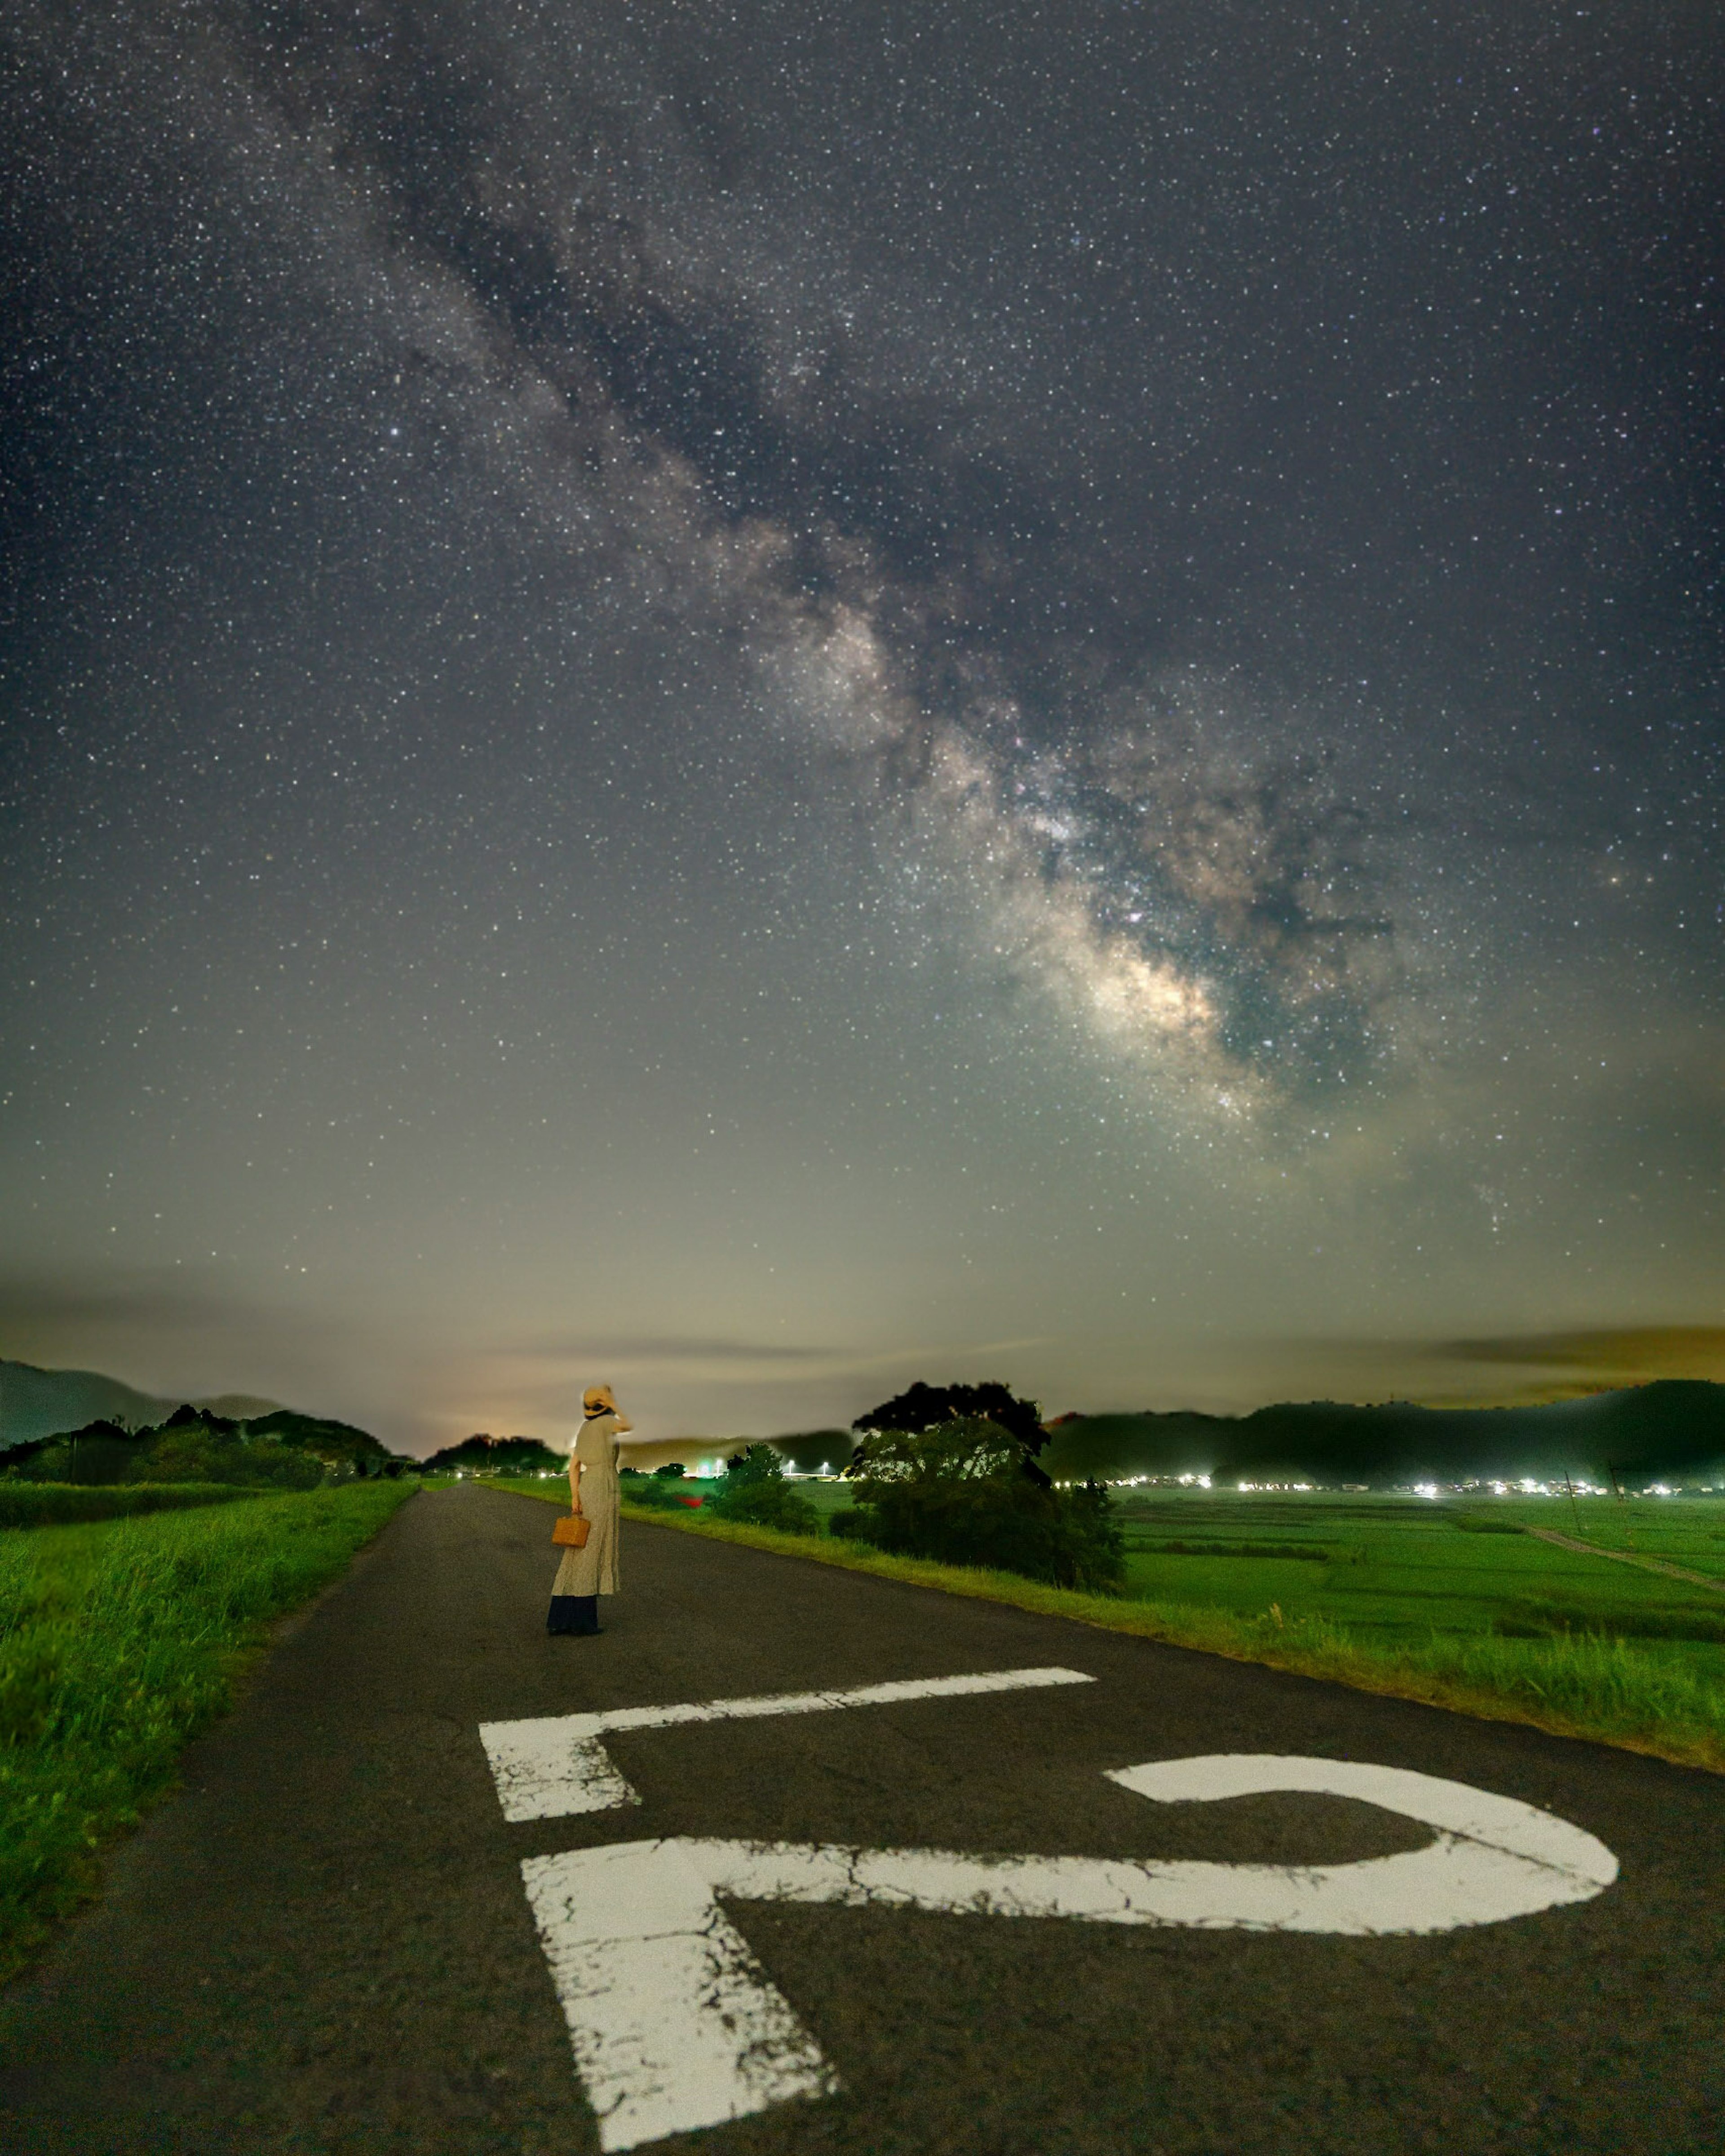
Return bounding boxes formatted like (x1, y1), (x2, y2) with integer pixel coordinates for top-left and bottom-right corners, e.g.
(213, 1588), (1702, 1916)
(1041, 1381), (1725, 1489)
(0, 1360), (170, 1449)
(2, 1400), (407, 1483)
(190, 1393), (285, 1421)
(766, 1429), (853, 1474)
(0, 1361), (394, 1471)
(615, 1437), (742, 1474)
(240, 1408), (398, 1472)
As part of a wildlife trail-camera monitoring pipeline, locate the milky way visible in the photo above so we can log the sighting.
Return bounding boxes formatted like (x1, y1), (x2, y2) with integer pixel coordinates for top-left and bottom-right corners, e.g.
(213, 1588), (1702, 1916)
(1, 1), (1721, 1443)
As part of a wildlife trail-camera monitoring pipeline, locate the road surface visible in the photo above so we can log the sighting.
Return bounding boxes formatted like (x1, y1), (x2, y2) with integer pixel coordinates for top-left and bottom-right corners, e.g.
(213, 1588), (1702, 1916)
(2, 1483), (1720, 2154)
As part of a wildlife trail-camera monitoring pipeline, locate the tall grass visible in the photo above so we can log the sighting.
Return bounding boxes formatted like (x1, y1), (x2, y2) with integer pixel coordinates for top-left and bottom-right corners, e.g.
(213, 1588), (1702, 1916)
(0, 1482), (262, 1529)
(0, 1482), (413, 1984)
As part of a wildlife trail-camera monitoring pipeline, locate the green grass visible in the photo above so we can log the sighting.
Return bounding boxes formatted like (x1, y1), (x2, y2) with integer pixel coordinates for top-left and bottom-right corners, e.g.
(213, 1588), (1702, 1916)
(0, 1481), (414, 1985)
(0, 1482), (265, 1529)
(1108, 1491), (1725, 1672)
(482, 1476), (1725, 1774)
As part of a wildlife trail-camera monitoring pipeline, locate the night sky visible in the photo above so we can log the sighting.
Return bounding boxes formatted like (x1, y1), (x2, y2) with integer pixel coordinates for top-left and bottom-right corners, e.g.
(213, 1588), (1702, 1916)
(2, 1), (1721, 1454)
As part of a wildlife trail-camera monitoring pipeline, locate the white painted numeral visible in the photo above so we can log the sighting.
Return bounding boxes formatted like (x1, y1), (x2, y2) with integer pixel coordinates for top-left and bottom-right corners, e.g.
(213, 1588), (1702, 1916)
(481, 1666), (1094, 1822)
(521, 1755), (1617, 2152)
(521, 1840), (838, 2154)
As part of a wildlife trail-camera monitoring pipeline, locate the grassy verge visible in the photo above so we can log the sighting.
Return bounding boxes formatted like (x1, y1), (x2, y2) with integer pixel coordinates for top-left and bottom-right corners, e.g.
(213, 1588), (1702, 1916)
(0, 1482), (265, 1529)
(481, 1477), (1725, 1775)
(0, 1481), (415, 1986)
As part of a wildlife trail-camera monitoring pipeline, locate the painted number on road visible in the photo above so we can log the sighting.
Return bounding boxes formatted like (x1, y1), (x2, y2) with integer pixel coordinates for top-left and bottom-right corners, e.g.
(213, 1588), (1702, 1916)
(480, 1665), (1096, 1820)
(485, 1688), (1619, 2153)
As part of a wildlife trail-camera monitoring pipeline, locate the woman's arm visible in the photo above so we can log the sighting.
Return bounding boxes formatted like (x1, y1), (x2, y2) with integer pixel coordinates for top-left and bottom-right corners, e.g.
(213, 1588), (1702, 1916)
(569, 1451), (584, 1514)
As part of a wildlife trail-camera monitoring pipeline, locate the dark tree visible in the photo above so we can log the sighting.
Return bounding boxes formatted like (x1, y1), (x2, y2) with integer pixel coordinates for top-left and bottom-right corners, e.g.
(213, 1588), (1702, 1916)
(851, 1380), (1050, 1483)
(3, 1421), (147, 1485)
(162, 1404), (240, 1435)
(723, 1443), (784, 1483)
(421, 1432), (564, 1475)
(707, 1444), (818, 1534)
(248, 1408), (394, 1474)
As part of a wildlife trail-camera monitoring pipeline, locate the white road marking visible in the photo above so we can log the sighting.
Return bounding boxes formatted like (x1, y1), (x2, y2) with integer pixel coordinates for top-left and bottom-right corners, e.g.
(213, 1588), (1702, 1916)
(480, 1666), (1094, 1822)
(522, 1840), (838, 2154)
(520, 1754), (1618, 2152)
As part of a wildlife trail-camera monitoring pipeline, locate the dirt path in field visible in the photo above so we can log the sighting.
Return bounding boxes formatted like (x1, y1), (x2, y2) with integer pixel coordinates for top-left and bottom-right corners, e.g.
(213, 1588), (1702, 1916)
(1523, 1525), (1725, 1593)
(2, 1482), (1721, 2155)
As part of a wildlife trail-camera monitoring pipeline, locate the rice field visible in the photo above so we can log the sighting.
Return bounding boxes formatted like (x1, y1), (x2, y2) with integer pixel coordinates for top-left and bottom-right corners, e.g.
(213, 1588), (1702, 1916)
(563, 1474), (1725, 1674)
(761, 1477), (1725, 1670)
(1108, 1489), (1725, 1680)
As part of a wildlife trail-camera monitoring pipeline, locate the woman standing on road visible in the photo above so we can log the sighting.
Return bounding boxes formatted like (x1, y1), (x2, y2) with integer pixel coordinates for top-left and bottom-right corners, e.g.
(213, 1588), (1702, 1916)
(547, 1383), (631, 1636)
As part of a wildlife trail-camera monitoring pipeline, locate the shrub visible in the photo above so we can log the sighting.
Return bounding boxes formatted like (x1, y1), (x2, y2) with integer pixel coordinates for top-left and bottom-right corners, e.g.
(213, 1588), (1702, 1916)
(705, 1444), (819, 1534)
(621, 1476), (688, 1511)
(8, 1427), (143, 1485)
(708, 1479), (819, 1533)
(858, 1477), (1123, 1591)
(841, 1419), (1123, 1590)
(128, 1431), (324, 1489)
(717, 1442), (786, 1484)
(1062, 1478), (1127, 1588)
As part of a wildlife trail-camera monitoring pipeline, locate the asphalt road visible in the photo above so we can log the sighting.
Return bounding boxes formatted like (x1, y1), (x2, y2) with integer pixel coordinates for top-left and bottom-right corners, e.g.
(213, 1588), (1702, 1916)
(2, 1482), (1721, 2155)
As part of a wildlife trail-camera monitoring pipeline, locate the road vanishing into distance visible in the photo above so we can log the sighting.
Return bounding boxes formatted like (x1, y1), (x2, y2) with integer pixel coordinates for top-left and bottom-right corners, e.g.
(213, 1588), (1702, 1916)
(3, 1484), (1721, 2154)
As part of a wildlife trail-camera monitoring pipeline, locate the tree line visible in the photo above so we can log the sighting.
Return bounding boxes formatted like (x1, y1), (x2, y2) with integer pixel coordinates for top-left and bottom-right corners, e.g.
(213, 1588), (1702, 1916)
(0, 1405), (411, 1488)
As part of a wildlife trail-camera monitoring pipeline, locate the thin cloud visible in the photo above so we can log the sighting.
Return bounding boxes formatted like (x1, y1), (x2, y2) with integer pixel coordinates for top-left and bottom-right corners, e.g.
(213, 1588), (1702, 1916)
(498, 1333), (1053, 1375)
(507, 1336), (845, 1365)
(0, 1275), (243, 1332)
(1434, 1328), (1725, 1380)
(0, 1268), (381, 1428)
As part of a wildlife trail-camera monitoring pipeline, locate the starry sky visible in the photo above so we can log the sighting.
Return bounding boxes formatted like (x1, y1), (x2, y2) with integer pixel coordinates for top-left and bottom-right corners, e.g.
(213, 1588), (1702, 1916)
(2, 1), (1721, 1455)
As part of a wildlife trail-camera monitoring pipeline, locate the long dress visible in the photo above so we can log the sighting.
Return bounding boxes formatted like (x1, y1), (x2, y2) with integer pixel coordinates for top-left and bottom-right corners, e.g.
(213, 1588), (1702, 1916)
(552, 1410), (621, 1598)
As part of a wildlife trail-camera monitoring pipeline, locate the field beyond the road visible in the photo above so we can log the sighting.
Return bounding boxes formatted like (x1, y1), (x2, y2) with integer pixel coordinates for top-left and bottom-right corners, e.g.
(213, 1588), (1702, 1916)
(490, 1476), (1725, 1774)
(0, 1481), (415, 1984)
(1109, 1487), (1725, 1665)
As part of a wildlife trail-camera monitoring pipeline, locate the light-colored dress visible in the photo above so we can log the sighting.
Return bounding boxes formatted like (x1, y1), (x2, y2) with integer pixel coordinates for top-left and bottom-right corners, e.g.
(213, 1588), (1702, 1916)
(552, 1410), (621, 1597)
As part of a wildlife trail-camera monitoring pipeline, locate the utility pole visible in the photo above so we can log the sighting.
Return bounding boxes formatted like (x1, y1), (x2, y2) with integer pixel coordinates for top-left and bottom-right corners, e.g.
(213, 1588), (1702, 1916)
(1605, 1462), (1636, 1550)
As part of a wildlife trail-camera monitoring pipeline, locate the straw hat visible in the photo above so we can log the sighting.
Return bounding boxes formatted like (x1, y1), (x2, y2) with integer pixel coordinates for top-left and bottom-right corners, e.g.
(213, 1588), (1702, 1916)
(582, 1383), (618, 1415)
